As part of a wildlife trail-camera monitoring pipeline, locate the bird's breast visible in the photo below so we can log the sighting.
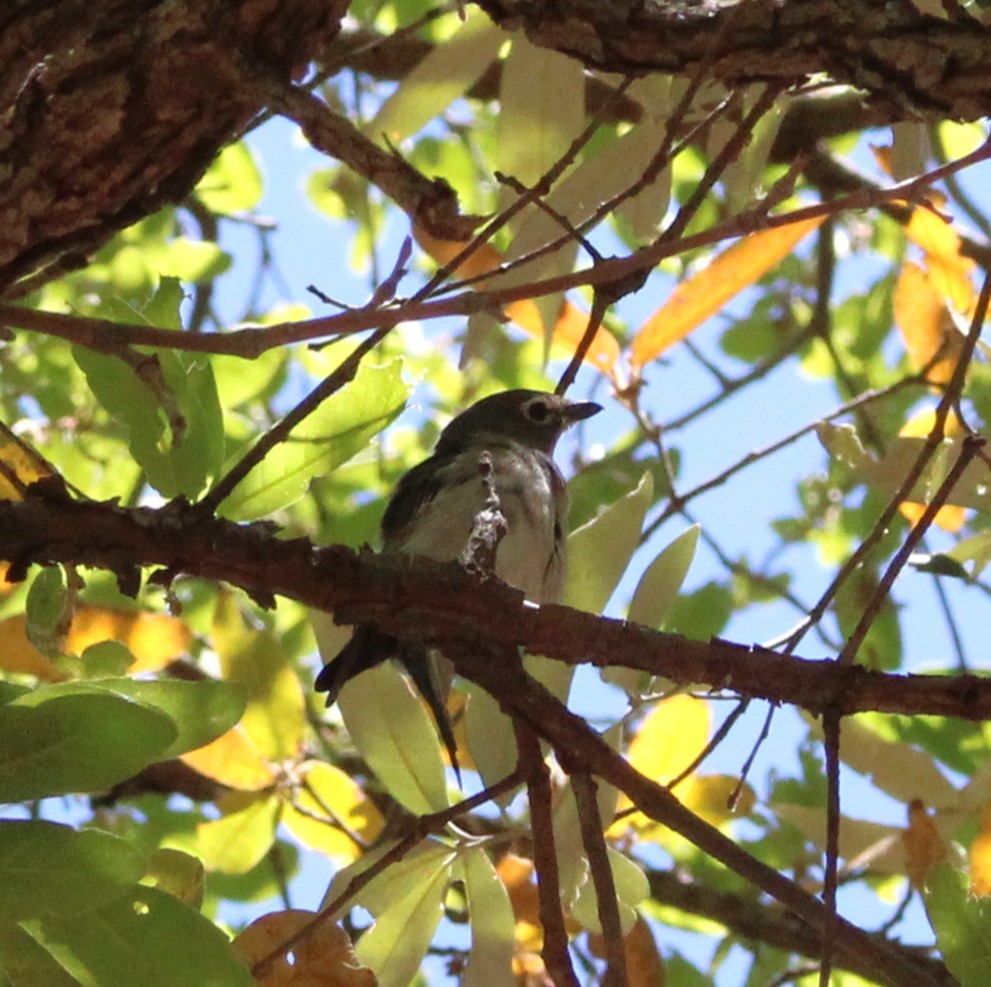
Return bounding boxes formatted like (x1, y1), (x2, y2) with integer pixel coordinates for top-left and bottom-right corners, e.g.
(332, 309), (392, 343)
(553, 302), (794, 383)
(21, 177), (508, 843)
(391, 444), (567, 604)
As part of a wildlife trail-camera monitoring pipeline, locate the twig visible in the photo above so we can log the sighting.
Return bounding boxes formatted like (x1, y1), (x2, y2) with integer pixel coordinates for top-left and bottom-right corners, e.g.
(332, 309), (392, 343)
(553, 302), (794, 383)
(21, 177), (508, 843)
(571, 772), (629, 987)
(515, 722), (580, 987)
(198, 325), (390, 513)
(820, 710), (842, 987)
(251, 768), (524, 979)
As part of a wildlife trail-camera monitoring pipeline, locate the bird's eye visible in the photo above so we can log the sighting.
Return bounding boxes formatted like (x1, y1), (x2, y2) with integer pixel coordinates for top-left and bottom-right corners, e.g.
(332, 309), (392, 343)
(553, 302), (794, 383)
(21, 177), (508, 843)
(523, 398), (552, 423)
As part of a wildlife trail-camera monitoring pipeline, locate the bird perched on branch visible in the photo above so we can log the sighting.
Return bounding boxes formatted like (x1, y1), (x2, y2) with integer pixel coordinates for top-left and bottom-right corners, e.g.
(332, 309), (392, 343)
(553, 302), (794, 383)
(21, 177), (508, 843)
(315, 388), (602, 776)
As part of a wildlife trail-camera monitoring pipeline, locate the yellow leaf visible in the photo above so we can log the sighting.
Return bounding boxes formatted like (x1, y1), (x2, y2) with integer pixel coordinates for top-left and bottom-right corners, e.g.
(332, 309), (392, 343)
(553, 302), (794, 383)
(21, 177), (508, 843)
(0, 614), (63, 679)
(180, 725), (276, 791)
(66, 607), (193, 673)
(197, 791), (280, 874)
(893, 261), (962, 387)
(610, 695), (710, 838)
(903, 799), (948, 890)
(546, 301), (622, 377)
(625, 694), (711, 782)
(496, 854), (544, 957)
(897, 408), (968, 532)
(905, 207), (976, 316)
(212, 592), (306, 761)
(0, 420), (57, 501)
(282, 762), (384, 864)
(588, 916), (666, 987)
(0, 563), (15, 596)
(630, 216), (824, 367)
(970, 799), (991, 896)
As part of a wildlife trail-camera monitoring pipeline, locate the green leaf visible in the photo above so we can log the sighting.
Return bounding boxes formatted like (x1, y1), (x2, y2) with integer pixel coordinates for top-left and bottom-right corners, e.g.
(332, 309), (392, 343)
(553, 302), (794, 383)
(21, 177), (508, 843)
(21, 885), (253, 987)
(924, 862), (991, 986)
(564, 472), (653, 613)
(25, 566), (67, 658)
(0, 693), (176, 801)
(197, 795), (281, 875)
(0, 922), (82, 987)
(195, 141), (264, 215)
(461, 849), (515, 987)
(628, 524), (700, 628)
(25, 678), (246, 760)
(72, 346), (225, 499)
(667, 581), (732, 640)
(218, 358), (409, 520)
(464, 684), (517, 796)
(339, 663), (450, 815)
(332, 838), (455, 919)
(571, 847), (649, 935)
(355, 860), (449, 987)
(0, 820), (144, 921)
(369, 10), (504, 144)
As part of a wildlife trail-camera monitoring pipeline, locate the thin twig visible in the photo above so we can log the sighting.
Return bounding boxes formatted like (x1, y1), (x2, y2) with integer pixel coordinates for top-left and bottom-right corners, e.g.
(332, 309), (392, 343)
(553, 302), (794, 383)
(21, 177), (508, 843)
(515, 722), (580, 987)
(572, 772), (628, 987)
(251, 768), (525, 979)
(198, 326), (391, 513)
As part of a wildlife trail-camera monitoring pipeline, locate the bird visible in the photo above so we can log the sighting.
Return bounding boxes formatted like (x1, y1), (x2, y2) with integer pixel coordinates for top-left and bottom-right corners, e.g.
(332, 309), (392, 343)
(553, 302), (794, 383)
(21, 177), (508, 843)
(315, 388), (602, 777)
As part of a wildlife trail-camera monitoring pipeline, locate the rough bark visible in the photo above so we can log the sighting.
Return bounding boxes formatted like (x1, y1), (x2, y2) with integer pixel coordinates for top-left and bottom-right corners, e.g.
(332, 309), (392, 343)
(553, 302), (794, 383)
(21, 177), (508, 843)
(0, 0), (344, 294)
(474, 0), (991, 120)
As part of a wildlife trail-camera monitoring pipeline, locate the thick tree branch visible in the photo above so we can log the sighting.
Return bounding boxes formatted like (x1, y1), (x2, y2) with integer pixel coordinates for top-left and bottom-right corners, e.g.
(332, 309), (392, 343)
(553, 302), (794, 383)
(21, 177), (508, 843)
(472, 0), (991, 121)
(2, 492), (991, 723)
(0, 0), (346, 295)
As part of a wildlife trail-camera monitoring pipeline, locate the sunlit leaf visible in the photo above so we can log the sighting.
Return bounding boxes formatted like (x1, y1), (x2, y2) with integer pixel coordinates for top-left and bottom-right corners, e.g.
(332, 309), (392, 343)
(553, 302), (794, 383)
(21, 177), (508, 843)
(0, 692), (176, 801)
(894, 260), (962, 387)
(0, 615), (62, 679)
(806, 714), (958, 806)
(564, 472), (653, 613)
(904, 799), (950, 890)
(924, 862), (991, 985)
(414, 223), (620, 375)
(19, 677), (245, 761)
(464, 683), (518, 795)
(905, 206), (976, 316)
(195, 141), (263, 215)
(143, 848), (204, 909)
(218, 358), (409, 520)
(180, 724), (276, 791)
(628, 524), (699, 629)
(897, 408), (967, 532)
(370, 10), (504, 144)
(461, 848), (516, 987)
(971, 799), (991, 896)
(0, 419), (56, 500)
(197, 792), (281, 874)
(355, 859), (449, 987)
(212, 592), (305, 762)
(21, 885), (253, 986)
(282, 761), (385, 864)
(30, 606), (192, 674)
(571, 847), (647, 935)
(496, 34), (585, 189)
(631, 216), (824, 367)
(338, 663), (450, 815)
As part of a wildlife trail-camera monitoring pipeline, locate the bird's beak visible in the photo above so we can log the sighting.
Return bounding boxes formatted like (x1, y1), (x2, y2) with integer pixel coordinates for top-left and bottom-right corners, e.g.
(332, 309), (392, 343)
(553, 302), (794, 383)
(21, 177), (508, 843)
(563, 400), (603, 424)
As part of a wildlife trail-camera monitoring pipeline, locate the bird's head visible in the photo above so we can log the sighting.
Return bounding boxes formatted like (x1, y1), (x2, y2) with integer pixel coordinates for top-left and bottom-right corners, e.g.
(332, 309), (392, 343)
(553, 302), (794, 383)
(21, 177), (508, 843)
(436, 389), (602, 455)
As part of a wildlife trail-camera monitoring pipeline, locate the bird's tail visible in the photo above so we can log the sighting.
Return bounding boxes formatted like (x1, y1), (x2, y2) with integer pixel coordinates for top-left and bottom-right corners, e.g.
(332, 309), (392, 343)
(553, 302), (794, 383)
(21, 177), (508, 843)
(315, 628), (461, 783)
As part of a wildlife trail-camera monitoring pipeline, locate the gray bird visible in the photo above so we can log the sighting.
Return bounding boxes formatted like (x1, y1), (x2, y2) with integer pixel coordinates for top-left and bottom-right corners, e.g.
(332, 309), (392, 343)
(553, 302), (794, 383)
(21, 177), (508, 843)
(315, 389), (602, 776)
